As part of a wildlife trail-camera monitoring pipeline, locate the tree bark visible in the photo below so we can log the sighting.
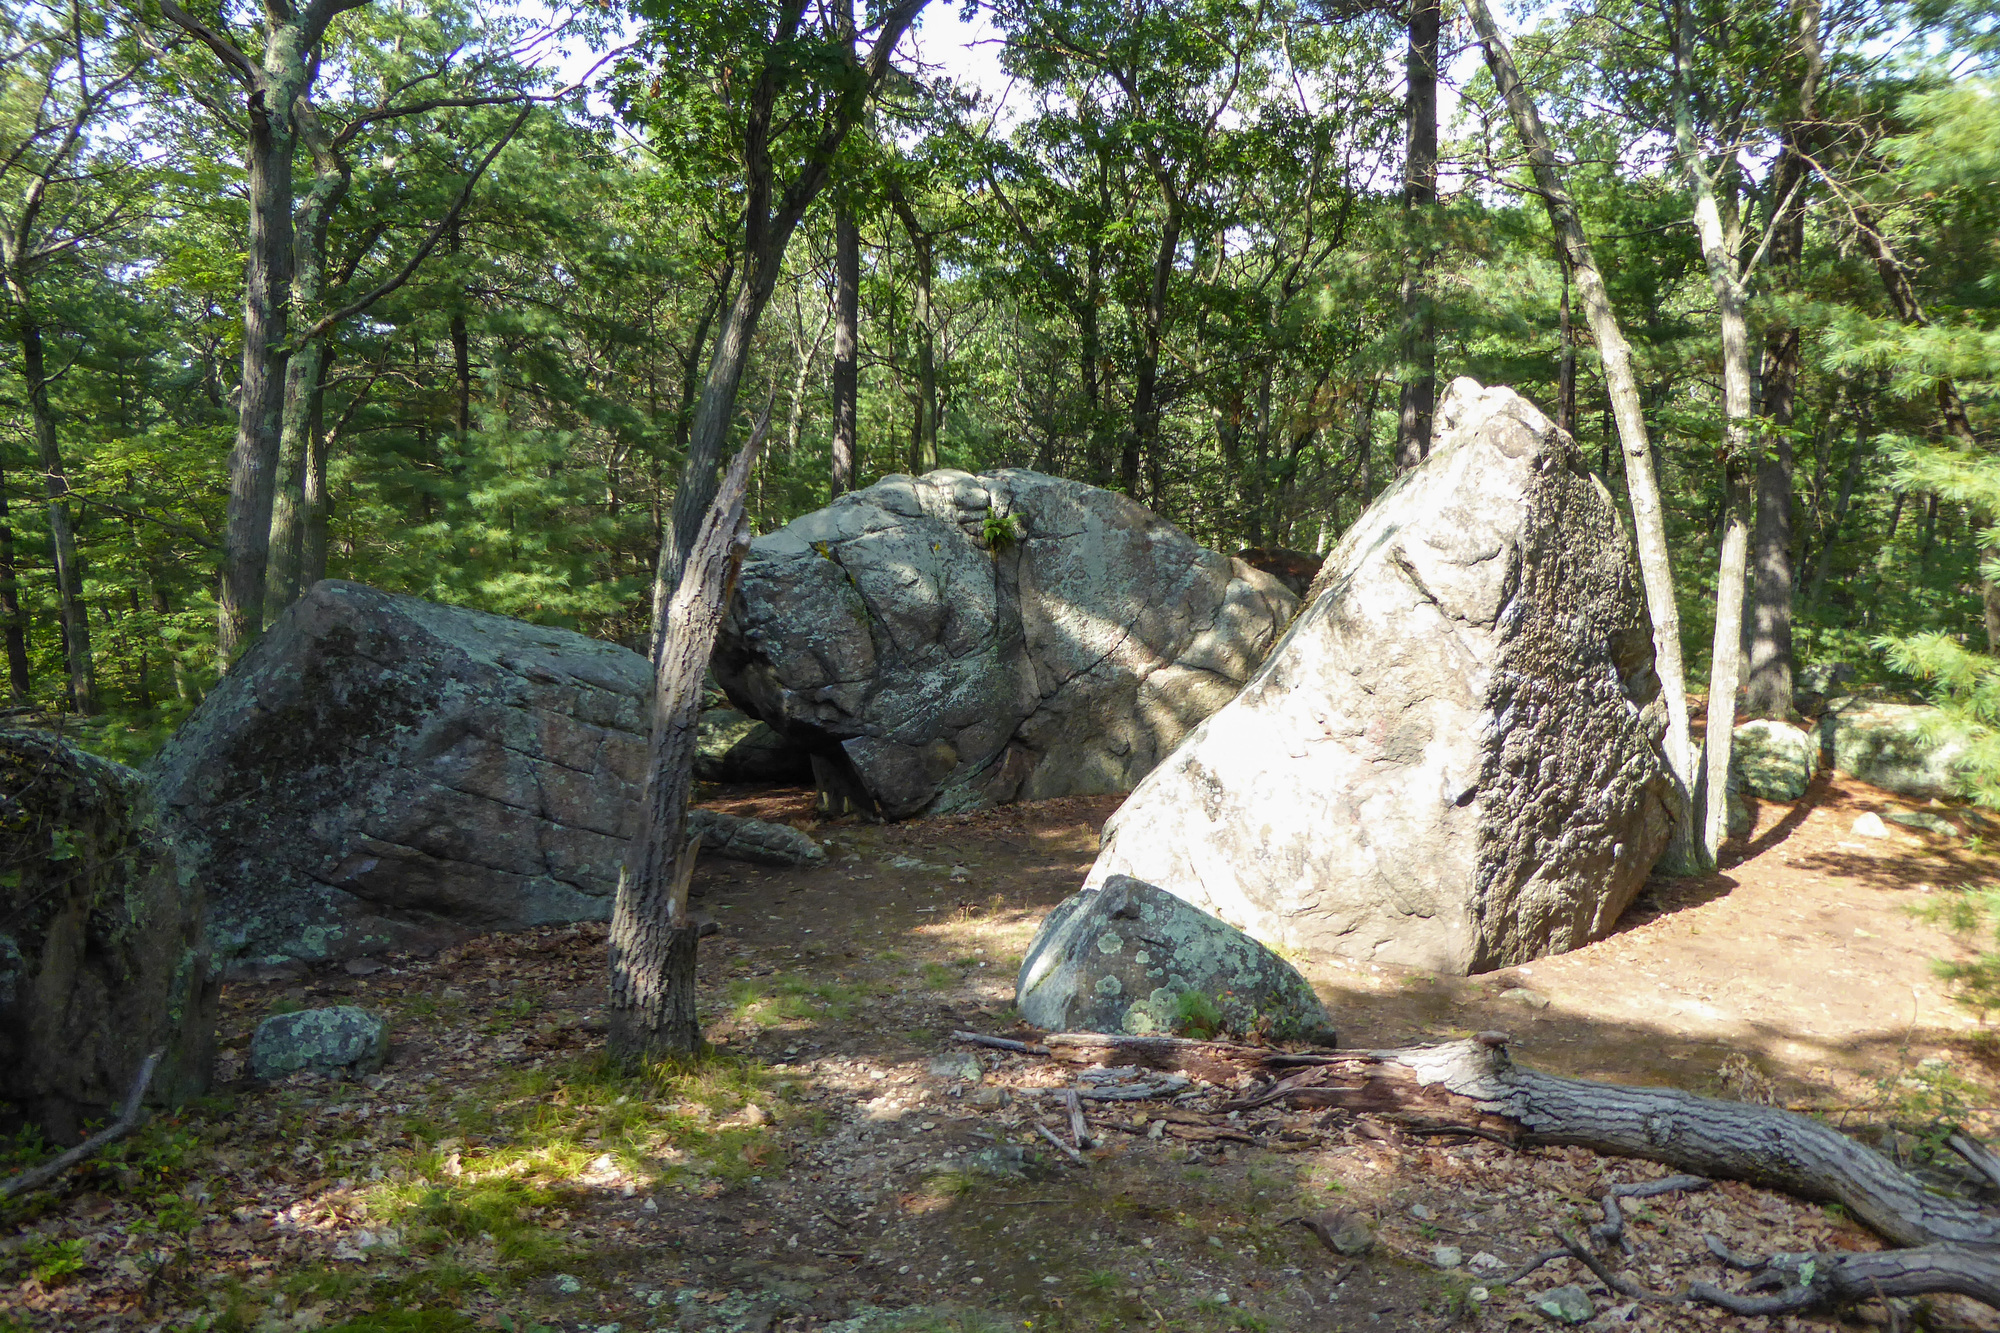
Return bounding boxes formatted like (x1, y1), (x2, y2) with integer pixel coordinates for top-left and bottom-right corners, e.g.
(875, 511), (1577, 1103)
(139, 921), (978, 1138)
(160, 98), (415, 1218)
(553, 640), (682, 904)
(1743, 0), (1821, 720)
(1394, 0), (1441, 474)
(1807, 388), (1871, 609)
(608, 413), (767, 1061)
(831, 196), (860, 498)
(15, 313), (94, 713)
(1467, 0), (1705, 874)
(886, 183), (939, 474)
(1128, 202), (1181, 497)
(0, 456), (28, 705)
(1556, 254), (1577, 437)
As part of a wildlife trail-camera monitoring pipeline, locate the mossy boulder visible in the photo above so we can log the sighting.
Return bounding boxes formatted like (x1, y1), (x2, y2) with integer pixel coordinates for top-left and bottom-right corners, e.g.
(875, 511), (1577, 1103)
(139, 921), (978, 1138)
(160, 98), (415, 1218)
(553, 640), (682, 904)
(0, 729), (216, 1142)
(1822, 701), (1970, 799)
(249, 1006), (388, 1079)
(1730, 720), (1818, 801)
(1016, 875), (1336, 1042)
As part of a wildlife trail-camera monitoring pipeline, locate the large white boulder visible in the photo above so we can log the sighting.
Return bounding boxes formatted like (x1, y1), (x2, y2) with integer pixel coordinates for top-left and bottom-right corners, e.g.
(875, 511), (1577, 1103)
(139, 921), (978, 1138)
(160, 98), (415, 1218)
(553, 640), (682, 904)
(1081, 380), (1675, 975)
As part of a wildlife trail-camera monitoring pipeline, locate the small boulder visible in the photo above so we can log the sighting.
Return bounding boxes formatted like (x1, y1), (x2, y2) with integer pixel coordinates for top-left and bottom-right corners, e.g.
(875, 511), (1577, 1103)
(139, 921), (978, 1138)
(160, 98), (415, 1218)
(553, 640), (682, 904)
(1851, 812), (1890, 839)
(1822, 701), (1970, 799)
(1537, 1285), (1595, 1325)
(250, 1006), (388, 1079)
(1015, 875), (1336, 1042)
(1792, 661), (1856, 716)
(1887, 810), (1958, 838)
(695, 708), (812, 784)
(1730, 720), (1818, 801)
(688, 810), (825, 867)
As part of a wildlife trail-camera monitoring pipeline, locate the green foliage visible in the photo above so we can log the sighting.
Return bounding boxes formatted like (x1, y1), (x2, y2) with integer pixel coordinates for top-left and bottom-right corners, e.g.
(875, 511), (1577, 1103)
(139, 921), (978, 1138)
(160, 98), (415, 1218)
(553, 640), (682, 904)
(1172, 990), (1225, 1040)
(979, 511), (1019, 551)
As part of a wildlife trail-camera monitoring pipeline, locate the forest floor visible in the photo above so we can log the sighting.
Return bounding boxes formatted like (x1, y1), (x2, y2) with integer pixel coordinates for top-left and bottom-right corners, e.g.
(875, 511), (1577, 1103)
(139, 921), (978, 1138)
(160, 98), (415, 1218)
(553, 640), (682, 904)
(7, 770), (2000, 1333)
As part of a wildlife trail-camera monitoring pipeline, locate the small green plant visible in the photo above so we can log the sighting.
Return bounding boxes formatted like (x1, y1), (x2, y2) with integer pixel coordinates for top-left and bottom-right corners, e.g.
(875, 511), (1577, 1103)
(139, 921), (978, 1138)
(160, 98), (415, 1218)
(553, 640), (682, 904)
(920, 962), (956, 990)
(25, 1235), (86, 1286)
(1173, 989), (1225, 1039)
(980, 512), (1019, 552)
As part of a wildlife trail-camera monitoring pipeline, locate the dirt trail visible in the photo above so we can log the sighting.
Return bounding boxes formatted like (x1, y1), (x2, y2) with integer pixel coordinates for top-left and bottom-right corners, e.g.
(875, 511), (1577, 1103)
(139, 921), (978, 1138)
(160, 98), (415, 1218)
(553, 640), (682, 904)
(8, 773), (2000, 1333)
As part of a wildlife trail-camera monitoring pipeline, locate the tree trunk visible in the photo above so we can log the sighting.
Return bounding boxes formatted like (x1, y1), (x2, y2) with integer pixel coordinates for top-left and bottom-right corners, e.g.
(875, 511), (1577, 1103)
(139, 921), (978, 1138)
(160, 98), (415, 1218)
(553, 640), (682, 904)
(887, 185), (940, 475)
(608, 418), (767, 1061)
(831, 197), (860, 498)
(1704, 458), (1753, 856)
(0, 456), (28, 705)
(216, 61), (304, 669)
(1557, 255), (1577, 437)
(1129, 201), (1181, 498)
(1467, 0), (1705, 874)
(1743, 0), (1820, 720)
(1394, 0), (1440, 474)
(266, 338), (326, 620)
(1807, 389), (1871, 609)
(18, 315), (95, 713)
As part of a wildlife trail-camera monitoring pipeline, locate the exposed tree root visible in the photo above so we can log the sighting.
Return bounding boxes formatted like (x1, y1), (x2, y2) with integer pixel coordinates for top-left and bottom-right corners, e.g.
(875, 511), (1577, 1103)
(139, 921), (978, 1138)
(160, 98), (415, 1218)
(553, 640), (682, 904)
(960, 1030), (2000, 1316)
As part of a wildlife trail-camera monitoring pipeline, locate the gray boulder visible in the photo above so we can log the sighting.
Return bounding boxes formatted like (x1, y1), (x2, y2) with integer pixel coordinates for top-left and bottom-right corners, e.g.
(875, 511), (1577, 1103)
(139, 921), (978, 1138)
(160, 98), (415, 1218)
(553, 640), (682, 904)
(1730, 719), (1818, 801)
(1083, 380), (1674, 975)
(150, 581), (653, 970)
(1016, 875), (1336, 1042)
(1822, 701), (1970, 799)
(250, 1006), (387, 1079)
(714, 469), (1296, 819)
(688, 809), (825, 866)
(695, 708), (812, 784)
(1, 730), (217, 1142)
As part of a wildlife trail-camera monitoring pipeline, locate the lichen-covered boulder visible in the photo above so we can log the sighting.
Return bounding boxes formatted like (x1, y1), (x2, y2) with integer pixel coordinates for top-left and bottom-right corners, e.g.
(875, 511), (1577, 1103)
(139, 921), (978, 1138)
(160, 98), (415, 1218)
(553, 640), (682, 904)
(1, 730), (216, 1142)
(1016, 875), (1336, 1042)
(1731, 719), (1818, 801)
(695, 708), (812, 784)
(1822, 701), (1970, 799)
(714, 469), (1297, 819)
(688, 809), (824, 867)
(250, 1006), (387, 1079)
(149, 580), (662, 971)
(1083, 379), (1674, 975)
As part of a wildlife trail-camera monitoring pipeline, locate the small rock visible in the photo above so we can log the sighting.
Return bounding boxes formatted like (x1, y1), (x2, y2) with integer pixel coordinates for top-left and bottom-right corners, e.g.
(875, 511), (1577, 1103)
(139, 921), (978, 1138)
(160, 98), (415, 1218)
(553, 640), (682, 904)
(342, 957), (386, 976)
(1433, 1245), (1463, 1269)
(1537, 1284), (1594, 1325)
(1851, 812), (1890, 839)
(1302, 1209), (1374, 1256)
(250, 1006), (388, 1080)
(962, 1145), (1028, 1178)
(553, 1274), (583, 1295)
(926, 1053), (983, 1083)
(969, 1086), (1009, 1109)
(1886, 810), (1958, 837)
(1470, 1251), (1503, 1270)
(1500, 987), (1551, 1010)
(1409, 1203), (1433, 1220)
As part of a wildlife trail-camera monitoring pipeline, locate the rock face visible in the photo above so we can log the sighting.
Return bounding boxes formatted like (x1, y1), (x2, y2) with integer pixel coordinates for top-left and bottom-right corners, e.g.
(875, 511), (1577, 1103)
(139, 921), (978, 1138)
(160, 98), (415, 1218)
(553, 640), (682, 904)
(1822, 701), (1969, 799)
(688, 809), (825, 867)
(1730, 720), (1819, 801)
(1, 730), (216, 1141)
(695, 708), (812, 784)
(1083, 380), (1674, 975)
(1016, 876), (1336, 1042)
(250, 1006), (388, 1079)
(150, 581), (658, 970)
(714, 469), (1297, 819)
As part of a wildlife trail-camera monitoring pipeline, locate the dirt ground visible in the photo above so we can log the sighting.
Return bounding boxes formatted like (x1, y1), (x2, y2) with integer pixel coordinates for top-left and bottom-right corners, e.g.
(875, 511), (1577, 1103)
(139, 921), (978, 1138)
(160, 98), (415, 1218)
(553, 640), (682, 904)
(6, 768), (2000, 1333)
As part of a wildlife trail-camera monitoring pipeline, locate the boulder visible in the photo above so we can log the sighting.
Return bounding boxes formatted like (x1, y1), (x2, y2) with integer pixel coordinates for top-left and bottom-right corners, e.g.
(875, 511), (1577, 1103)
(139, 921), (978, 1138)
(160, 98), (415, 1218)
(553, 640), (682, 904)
(1015, 875), (1336, 1042)
(1, 729), (216, 1142)
(1730, 719), (1818, 801)
(150, 581), (653, 970)
(688, 809), (825, 867)
(1822, 701), (1970, 799)
(1792, 661), (1856, 716)
(1082, 379), (1675, 975)
(714, 469), (1296, 819)
(249, 1006), (388, 1079)
(695, 708), (812, 784)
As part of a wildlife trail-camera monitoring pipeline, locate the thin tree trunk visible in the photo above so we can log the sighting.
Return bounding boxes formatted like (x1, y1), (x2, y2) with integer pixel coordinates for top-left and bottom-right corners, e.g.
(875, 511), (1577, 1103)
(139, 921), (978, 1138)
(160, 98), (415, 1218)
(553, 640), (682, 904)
(1467, 0), (1705, 874)
(18, 316), (94, 713)
(1129, 200), (1182, 498)
(1557, 254), (1577, 437)
(0, 457), (27, 705)
(1743, 0), (1821, 720)
(831, 197), (859, 498)
(608, 412), (767, 1061)
(1395, 0), (1441, 473)
(449, 220), (471, 439)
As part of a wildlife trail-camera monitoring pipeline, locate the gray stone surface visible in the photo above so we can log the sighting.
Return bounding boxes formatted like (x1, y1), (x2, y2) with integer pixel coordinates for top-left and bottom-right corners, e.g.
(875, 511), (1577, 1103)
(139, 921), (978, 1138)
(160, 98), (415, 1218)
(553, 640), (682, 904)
(714, 469), (1296, 819)
(1016, 875), (1336, 1042)
(1, 729), (217, 1142)
(1536, 1285), (1595, 1325)
(1084, 380), (1675, 975)
(250, 1005), (387, 1079)
(695, 708), (812, 784)
(1887, 809), (1958, 837)
(688, 809), (825, 867)
(150, 581), (655, 969)
(1730, 719), (1818, 801)
(1822, 701), (1970, 799)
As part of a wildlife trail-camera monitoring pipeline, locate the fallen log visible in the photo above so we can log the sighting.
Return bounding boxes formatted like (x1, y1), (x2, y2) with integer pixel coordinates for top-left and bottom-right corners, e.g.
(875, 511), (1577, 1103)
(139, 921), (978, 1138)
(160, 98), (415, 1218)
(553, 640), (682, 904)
(959, 1029), (2000, 1315)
